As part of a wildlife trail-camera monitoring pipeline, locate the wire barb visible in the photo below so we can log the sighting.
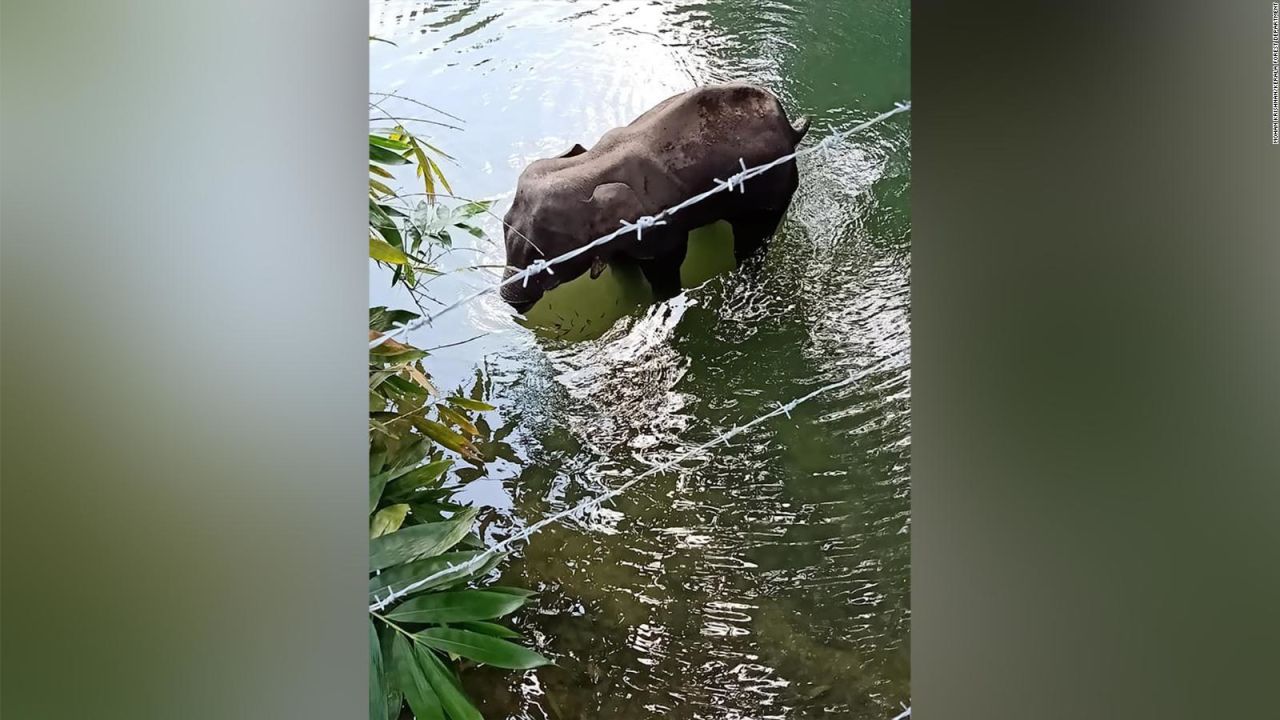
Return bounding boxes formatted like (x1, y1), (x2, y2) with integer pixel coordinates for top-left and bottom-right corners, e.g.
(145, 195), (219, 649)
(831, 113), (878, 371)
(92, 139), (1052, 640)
(522, 258), (554, 287)
(620, 214), (668, 241)
(714, 157), (751, 194)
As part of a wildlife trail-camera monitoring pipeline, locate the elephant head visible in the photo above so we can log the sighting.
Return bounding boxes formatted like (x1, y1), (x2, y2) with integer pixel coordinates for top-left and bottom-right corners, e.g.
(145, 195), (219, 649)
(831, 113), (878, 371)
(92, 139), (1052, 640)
(500, 162), (643, 313)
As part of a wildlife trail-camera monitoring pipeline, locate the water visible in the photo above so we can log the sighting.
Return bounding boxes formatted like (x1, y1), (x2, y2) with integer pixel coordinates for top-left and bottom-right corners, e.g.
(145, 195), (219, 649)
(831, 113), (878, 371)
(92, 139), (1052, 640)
(370, 1), (910, 717)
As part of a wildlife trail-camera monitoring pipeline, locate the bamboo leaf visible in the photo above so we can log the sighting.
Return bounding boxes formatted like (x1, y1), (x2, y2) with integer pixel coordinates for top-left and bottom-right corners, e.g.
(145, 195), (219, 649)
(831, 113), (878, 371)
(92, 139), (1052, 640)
(456, 621), (523, 639)
(370, 134), (412, 151)
(484, 586), (538, 598)
(383, 459), (452, 500)
(372, 348), (428, 366)
(391, 634), (445, 720)
(412, 417), (480, 461)
(416, 645), (483, 720)
(370, 470), (392, 514)
(406, 136), (437, 198)
(404, 364), (438, 396)
(436, 403), (479, 437)
(370, 142), (411, 165)
(425, 156), (453, 195)
(369, 307), (419, 332)
(369, 550), (490, 599)
(378, 626), (403, 717)
(455, 200), (492, 219)
(446, 396), (496, 412)
(371, 238), (409, 265)
(369, 507), (477, 572)
(386, 590), (526, 624)
(415, 628), (551, 670)
(370, 618), (388, 720)
(371, 504), (410, 538)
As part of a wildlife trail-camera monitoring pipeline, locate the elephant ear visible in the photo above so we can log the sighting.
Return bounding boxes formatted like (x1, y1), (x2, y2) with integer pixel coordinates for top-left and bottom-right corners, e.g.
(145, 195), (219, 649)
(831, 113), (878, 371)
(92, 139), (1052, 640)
(555, 143), (588, 159)
(584, 181), (653, 258)
(583, 181), (643, 231)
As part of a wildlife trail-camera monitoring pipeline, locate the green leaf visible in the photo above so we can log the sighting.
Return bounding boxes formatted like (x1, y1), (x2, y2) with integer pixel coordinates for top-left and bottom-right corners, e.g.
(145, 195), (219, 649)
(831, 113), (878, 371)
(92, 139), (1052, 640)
(455, 200), (492, 219)
(369, 201), (404, 251)
(370, 134), (412, 152)
(370, 445), (388, 473)
(456, 621), (523, 639)
(370, 238), (409, 265)
(371, 504), (410, 538)
(369, 507), (477, 572)
(383, 459), (453, 500)
(371, 347), (428, 365)
(434, 551), (505, 592)
(379, 626), (403, 718)
(370, 619), (388, 720)
(370, 142), (411, 165)
(369, 369), (399, 391)
(369, 307), (420, 332)
(399, 495), (460, 521)
(370, 179), (396, 198)
(446, 396), (496, 412)
(484, 586), (538, 598)
(386, 590), (526, 624)
(391, 634), (444, 720)
(412, 142), (435, 197)
(384, 435), (429, 474)
(412, 418), (480, 460)
(436, 403), (479, 437)
(425, 156), (453, 195)
(416, 645), (483, 720)
(415, 628), (551, 670)
(370, 470), (391, 514)
(369, 550), (490, 599)
(370, 163), (395, 179)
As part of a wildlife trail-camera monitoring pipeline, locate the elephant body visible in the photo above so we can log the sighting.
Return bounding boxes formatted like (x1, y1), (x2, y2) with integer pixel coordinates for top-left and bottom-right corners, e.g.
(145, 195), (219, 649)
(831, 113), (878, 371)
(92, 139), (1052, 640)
(500, 82), (810, 312)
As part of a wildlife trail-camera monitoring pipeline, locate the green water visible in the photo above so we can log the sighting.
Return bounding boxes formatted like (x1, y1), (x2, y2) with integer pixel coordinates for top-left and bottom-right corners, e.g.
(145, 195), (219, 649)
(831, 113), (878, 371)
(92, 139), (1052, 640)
(371, 1), (910, 717)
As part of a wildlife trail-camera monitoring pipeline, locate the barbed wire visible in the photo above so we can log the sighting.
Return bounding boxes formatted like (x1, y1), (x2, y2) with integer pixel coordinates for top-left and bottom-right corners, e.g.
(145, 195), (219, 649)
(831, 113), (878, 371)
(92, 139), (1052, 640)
(369, 100), (910, 349)
(369, 372), (863, 612)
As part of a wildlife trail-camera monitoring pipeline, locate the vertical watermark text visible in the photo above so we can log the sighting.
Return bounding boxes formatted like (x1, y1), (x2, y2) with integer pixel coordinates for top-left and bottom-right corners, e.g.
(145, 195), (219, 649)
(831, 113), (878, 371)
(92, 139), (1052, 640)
(1272, 3), (1279, 143)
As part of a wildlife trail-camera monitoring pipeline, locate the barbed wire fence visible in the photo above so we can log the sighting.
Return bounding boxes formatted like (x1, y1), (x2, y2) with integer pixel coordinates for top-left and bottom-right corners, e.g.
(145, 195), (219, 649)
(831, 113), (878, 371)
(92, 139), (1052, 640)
(371, 372), (862, 611)
(369, 100), (913, 717)
(370, 100), (910, 349)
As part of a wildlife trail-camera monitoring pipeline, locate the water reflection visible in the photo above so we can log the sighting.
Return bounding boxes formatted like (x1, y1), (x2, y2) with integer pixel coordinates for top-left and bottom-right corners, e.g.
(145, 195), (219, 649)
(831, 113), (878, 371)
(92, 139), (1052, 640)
(372, 0), (910, 717)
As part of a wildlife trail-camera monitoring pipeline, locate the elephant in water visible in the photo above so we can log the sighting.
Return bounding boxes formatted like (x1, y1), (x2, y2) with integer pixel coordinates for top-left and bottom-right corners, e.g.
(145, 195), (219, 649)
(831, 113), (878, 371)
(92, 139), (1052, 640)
(500, 82), (810, 313)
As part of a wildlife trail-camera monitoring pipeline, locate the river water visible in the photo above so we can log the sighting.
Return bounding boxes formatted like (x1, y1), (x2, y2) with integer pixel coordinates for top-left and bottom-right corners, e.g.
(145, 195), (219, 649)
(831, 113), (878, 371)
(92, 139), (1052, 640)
(370, 1), (910, 717)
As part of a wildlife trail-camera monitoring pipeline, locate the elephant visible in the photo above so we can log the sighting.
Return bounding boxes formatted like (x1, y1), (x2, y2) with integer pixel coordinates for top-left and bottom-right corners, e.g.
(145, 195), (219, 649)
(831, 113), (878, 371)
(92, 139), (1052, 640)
(499, 82), (810, 313)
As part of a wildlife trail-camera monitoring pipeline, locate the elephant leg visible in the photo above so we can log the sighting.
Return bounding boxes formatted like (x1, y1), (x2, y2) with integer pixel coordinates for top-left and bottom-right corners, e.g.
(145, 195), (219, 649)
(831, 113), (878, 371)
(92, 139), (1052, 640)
(729, 207), (786, 265)
(731, 160), (798, 264)
(637, 240), (688, 301)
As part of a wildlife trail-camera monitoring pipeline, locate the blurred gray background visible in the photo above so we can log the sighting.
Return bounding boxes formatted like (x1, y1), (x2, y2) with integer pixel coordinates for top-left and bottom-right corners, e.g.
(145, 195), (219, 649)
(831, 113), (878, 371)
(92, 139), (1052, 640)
(2, 2), (1277, 719)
